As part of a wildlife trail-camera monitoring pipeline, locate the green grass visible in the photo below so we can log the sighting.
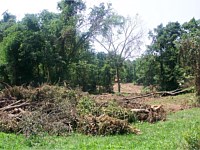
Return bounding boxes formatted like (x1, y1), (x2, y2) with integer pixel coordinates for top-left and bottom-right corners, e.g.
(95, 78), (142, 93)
(0, 108), (199, 150)
(146, 93), (196, 106)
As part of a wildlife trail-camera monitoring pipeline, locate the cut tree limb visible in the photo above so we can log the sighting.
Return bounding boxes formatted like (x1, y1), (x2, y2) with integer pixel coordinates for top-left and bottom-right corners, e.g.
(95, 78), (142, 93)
(130, 109), (150, 113)
(121, 88), (193, 101)
(0, 102), (30, 111)
(10, 100), (23, 106)
(122, 93), (154, 100)
(151, 105), (163, 111)
(155, 88), (193, 96)
(0, 81), (12, 88)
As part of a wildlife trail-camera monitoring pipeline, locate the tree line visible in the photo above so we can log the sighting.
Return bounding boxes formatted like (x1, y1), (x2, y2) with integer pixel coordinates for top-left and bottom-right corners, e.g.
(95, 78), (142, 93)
(0, 1), (118, 93)
(0, 0), (199, 101)
(0, 0), (143, 93)
(134, 18), (200, 102)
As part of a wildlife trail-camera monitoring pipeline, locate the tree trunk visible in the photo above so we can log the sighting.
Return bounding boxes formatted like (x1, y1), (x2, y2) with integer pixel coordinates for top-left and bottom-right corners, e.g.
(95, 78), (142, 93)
(195, 53), (200, 104)
(160, 48), (165, 90)
(116, 67), (121, 93)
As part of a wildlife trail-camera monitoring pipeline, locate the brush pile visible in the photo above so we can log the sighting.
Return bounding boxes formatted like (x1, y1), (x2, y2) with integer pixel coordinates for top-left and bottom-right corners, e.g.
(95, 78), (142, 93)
(0, 85), (78, 136)
(0, 84), (166, 136)
(78, 115), (140, 135)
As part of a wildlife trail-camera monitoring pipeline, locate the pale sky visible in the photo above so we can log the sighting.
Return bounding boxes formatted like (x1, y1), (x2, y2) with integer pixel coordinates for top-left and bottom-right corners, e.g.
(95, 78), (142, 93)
(0, 0), (199, 30)
(0, 0), (199, 51)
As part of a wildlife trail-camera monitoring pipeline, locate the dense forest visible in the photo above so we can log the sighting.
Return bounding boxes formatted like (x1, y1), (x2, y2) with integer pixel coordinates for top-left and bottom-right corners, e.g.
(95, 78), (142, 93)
(0, 0), (200, 101)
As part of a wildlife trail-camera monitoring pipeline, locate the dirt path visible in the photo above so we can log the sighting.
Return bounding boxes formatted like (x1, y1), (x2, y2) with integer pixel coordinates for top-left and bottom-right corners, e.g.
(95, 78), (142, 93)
(113, 83), (143, 94)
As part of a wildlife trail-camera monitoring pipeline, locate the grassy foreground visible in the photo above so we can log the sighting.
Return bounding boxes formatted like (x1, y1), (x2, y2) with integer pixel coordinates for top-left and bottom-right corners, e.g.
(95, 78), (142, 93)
(0, 108), (199, 150)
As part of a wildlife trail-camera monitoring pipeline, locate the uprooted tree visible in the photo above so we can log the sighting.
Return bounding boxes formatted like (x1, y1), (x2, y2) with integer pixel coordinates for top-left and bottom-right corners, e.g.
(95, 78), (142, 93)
(94, 14), (144, 93)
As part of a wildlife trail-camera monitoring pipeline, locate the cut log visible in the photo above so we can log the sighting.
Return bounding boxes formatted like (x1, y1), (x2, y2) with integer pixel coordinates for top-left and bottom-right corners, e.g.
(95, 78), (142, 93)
(151, 105), (163, 111)
(130, 109), (150, 113)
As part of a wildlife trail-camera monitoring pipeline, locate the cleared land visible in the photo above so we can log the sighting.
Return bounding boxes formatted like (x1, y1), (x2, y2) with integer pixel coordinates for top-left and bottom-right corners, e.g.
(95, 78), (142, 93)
(0, 83), (199, 150)
(0, 108), (199, 150)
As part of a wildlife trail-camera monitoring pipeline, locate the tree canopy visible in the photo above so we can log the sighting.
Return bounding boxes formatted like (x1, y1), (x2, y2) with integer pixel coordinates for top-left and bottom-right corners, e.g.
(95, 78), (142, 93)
(0, 0), (199, 101)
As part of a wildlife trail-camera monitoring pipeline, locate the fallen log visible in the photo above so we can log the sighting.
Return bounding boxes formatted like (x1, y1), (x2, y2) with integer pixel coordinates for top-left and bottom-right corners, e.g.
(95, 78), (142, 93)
(155, 88), (193, 96)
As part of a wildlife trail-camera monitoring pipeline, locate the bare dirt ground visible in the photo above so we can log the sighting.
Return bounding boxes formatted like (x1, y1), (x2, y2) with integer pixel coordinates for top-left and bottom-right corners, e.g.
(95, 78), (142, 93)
(94, 83), (194, 113)
(113, 83), (143, 94)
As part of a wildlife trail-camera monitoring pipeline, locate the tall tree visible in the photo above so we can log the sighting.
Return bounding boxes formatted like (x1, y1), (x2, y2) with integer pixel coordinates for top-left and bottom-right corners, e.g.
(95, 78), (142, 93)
(54, 0), (116, 82)
(94, 15), (144, 92)
(148, 22), (182, 90)
(177, 18), (200, 103)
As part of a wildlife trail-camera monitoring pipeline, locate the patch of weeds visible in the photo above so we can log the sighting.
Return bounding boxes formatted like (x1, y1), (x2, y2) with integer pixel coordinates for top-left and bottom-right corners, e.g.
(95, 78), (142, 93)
(24, 134), (45, 147)
(141, 86), (151, 94)
(182, 123), (200, 150)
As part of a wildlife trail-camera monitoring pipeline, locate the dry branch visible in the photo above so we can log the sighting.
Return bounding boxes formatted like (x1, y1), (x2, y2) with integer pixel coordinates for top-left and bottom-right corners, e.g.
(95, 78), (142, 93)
(0, 102), (30, 111)
(121, 93), (154, 101)
(130, 109), (150, 113)
(0, 81), (12, 88)
(155, 88), (192, 96)
(120, 88), (192, 101)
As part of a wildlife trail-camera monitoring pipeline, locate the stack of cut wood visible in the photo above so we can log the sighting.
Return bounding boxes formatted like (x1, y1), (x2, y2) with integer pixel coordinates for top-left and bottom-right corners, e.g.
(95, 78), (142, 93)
(121, 100), (166, 123)
(130, 105), (166, 123)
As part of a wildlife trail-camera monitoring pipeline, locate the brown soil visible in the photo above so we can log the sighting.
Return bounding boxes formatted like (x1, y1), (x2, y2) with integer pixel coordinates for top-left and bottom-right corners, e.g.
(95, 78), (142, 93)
(94, 83), (194, 113)
(113, 83), (143, 94)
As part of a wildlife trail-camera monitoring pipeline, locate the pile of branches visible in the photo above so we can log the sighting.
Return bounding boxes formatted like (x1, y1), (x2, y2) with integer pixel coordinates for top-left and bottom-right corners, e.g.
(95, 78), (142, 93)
(78, 114), (140, 136)
(0, 84), (78, 136)
(93, 100), (166, 123)
(0, 84), (166, 136)
(118, 100), (166, 123)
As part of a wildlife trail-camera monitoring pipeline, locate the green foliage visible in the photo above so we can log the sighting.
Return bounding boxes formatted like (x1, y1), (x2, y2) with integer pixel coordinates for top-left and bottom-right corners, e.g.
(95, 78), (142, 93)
(177, 18), (200, 103)
(183, 124), (200, 150)
(147, 22), (182, 90)
(0, 2), (199, 97)
(134, 19), (200, 92)
(77, 96), (96, 115)
(77, 97), (137, 123)
(134, 55), (160, 86)
(0, 3), (116, 93)
(102, 101), (137, 123)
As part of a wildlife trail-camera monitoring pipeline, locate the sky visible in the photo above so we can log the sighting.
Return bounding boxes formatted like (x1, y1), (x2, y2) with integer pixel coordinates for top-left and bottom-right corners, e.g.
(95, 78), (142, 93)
(0, 0), (200, 50)
(0, 0), (199, 30)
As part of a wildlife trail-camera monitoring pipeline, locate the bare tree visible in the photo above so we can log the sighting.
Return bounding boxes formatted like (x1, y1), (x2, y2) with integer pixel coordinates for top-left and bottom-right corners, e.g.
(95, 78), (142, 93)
(94, 15), (144, 92)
